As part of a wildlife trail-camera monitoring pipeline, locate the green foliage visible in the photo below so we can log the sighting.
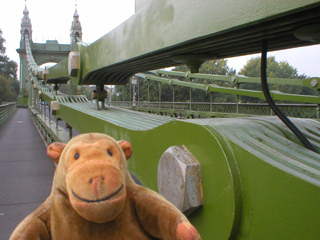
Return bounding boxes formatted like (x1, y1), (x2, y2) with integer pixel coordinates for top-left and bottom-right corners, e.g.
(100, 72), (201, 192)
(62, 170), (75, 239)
(238, 56), (299, 78)
(200, 59), (236, 76)
(0, 75), (16, 104)
(238, 56), (317, 103)
(0, 28), (19, 104)
(0, 55), (18, 80)
(0, 29), (5, 54)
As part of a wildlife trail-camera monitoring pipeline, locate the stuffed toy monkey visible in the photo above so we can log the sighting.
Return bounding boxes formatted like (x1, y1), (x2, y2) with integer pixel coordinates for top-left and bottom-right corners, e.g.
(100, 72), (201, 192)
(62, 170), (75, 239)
(10, 133), (201, 240)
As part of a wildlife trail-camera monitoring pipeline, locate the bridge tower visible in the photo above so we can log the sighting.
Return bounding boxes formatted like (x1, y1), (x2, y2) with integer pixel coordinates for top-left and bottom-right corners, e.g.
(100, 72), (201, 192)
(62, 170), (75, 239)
(16, 5), (82, 105)
(17, 5), (32, 101)
(70, 7), (82, 50)
(21, 5), (32, 44)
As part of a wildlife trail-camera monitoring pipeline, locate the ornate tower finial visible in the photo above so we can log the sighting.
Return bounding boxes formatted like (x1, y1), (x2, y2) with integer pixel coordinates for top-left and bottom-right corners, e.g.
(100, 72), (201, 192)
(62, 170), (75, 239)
(74, 0), (78, 16)
(21, 2), (32, 42)
(70, 0), (82, 49)
(23, 0), (28, 13)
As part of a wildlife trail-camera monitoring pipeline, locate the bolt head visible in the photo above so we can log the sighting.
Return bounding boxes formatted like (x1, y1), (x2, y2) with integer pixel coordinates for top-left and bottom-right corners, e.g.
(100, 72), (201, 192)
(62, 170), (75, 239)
(51, 101), (59, 115)
(32, 69), (38, 76)
(68, 52), (79, 77)
(311, 79), (318, 87)
(232, 76), (237, 83)
(158, 145), (203, 215)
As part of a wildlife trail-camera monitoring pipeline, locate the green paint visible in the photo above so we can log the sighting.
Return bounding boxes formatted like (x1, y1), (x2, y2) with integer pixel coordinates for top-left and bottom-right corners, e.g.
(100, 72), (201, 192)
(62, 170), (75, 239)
(23, 0), (320, 238)
(47, 0), (320, 86)
(137, 73), (320, 104)
(30, 96), (320, 239)
(157, 70), (320, 90)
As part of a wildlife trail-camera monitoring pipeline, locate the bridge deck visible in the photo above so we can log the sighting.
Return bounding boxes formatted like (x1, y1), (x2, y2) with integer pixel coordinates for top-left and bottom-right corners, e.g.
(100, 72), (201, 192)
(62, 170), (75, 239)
(0, 108), (55, 240)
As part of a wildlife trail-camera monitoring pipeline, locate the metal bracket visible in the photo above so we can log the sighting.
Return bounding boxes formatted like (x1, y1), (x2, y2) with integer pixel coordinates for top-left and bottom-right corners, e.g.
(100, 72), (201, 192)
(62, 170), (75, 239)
(95, 84), (107, 110)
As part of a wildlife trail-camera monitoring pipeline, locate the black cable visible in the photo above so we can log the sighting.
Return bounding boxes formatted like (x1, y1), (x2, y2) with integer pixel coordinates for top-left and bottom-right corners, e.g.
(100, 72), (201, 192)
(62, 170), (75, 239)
(261, 39), (317, 153)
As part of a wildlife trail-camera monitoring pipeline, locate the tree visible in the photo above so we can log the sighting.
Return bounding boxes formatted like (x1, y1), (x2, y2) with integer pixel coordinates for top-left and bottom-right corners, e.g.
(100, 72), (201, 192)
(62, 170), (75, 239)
(0, 28), (19, 104)
(0, 75), (15, 104)
(238, 56), (299, 78)
(0, 29), (5, 54)
(200, 59), (236, 76)
(238, 56), (317, 103)
(0, 55), (18, 80)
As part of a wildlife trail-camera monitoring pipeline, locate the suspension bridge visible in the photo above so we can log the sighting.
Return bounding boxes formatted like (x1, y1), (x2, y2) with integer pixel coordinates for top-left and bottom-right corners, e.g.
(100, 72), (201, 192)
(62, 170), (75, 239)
(1, 0), (320, 239)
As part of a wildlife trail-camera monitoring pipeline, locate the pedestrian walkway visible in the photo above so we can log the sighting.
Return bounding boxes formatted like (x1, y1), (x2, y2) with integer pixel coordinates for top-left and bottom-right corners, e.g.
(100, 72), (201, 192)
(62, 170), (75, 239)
(0, 108), (55, 240)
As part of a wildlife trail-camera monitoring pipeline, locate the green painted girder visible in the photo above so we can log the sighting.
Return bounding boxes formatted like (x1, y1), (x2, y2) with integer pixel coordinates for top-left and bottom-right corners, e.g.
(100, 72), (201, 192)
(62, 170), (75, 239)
(30, 77), (69, 107)
(47, 98), (320, 239)
(156, 70), (320, 90)
(46, 58), (70, 82)
(206, 85), (320, 104)
(47, 0), (320, 86)
(136, 73), (320, 104)
(30, 1), (320, 238)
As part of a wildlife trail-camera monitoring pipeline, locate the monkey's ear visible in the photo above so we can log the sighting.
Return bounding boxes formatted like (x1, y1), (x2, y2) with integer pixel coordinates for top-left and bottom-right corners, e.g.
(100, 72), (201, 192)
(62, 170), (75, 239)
(47, 142), (66, 164)
(118, 140), (133, 160)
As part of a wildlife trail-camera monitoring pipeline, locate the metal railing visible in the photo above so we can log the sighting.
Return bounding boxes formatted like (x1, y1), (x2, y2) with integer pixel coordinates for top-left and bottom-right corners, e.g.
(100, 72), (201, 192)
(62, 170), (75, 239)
(109, 69), (320, 119)
(109, 101), (319, 119)
(0, 103), (17, 127)
(135, 71), (320, 104)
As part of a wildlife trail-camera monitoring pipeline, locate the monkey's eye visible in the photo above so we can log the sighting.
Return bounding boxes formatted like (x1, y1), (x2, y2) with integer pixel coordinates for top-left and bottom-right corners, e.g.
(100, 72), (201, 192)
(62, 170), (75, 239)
(107, 149), (113, 156)
(74, 152), (80, 160)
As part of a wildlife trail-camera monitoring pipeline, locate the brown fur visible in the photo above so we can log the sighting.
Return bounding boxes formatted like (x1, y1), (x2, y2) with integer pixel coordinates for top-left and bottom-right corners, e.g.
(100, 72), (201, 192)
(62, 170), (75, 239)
(10, 133), (201, 240)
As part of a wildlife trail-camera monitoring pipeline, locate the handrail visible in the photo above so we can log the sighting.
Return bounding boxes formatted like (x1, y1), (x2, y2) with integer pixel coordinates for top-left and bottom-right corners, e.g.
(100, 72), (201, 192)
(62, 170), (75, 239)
(0, 103), (17, 127)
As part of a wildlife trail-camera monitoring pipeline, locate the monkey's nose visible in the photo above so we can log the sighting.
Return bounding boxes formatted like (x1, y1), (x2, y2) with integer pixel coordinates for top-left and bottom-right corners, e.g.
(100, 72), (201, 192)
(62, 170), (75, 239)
(89, 176), (105, 184)
(89, 176), (105, 198)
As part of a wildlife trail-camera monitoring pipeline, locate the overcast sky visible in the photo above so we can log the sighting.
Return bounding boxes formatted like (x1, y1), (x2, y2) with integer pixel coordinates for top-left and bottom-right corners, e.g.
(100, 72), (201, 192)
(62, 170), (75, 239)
(1, 0), (320, 78)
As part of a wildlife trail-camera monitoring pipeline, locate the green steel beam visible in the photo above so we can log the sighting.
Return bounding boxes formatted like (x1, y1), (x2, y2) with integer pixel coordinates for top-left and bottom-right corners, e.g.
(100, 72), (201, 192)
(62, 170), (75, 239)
(156, 70), (320, 90)
(137, 73), (320, 104)
(47, 0), (320, 85)
(31, 66), (320, 239)
(30, 96), (320, 239)
(46, 58), (70, 82)
(24, 1), (320, 238)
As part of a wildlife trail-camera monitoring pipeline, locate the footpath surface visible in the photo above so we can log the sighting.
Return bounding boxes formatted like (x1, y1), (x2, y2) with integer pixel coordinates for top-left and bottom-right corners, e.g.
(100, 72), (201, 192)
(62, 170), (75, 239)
(0, 108), (55, 240)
